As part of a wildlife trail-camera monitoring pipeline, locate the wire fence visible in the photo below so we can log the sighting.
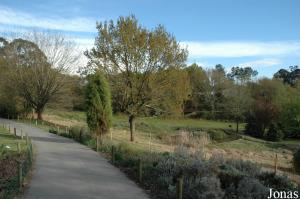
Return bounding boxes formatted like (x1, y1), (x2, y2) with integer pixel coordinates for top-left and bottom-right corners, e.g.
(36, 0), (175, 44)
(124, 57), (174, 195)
(0, 124), (33, 199)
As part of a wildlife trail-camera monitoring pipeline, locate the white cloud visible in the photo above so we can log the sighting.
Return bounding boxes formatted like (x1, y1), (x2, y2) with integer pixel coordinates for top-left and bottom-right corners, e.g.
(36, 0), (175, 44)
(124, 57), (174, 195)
(181, 41), (300, 58)
(74, 38), (95, 50)
(0, 6), (97, 32)
(239, 58), (281, 68)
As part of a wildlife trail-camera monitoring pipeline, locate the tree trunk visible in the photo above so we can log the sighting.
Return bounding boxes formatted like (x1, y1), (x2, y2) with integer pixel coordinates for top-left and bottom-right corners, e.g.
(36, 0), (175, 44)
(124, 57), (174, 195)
(129, 115), (135, 142)
(236, 119), (239, 133)
(36, 109), (43, 120)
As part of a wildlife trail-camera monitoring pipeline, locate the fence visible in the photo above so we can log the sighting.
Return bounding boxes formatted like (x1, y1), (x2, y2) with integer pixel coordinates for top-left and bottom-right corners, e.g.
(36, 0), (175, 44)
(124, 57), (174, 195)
(0, 124), (33, 199)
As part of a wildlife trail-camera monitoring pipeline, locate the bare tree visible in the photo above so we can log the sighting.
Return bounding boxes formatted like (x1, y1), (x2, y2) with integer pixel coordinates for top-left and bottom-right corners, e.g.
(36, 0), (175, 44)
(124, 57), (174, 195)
(24, 31), (82, 73)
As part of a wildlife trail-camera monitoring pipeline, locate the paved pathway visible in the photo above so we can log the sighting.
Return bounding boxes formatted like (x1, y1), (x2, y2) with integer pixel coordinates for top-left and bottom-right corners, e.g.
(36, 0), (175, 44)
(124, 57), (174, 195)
(0, 118), (149, 199)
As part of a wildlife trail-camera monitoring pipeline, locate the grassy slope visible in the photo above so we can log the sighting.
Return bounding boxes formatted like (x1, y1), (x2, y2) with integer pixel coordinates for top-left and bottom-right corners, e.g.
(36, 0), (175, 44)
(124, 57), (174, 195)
(44, 109), (243, 133)
(42, 108), (300, 182)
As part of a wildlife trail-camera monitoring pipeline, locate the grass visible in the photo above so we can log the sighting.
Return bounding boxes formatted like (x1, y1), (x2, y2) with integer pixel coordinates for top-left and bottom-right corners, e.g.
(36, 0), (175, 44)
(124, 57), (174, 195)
(0, 125), (27, 157)
(31, 108), (300, 183)
(44, 108), (244, 135)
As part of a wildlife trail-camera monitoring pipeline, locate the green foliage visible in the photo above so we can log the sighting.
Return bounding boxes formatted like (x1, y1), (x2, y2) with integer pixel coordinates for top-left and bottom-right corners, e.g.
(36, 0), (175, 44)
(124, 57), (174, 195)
(279, 100), (300, 138)
(293, 148), (300, 173)
(227, 66), (258, 82)
(265, 123), (284, 141)
(69, 126), (91, 144)
(274, 66), (300, 86)
(258, 172), (295, 190)
(85, 15), (188, 118)
(149, 67), (190, 116)
(48, 128), (58, 134)
(207, 129), (228, 141)
(85, 72), (112, 136)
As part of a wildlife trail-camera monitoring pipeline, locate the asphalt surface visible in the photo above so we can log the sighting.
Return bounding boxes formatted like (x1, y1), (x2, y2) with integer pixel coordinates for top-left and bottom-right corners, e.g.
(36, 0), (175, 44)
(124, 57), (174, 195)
(0, 118), (149, 199)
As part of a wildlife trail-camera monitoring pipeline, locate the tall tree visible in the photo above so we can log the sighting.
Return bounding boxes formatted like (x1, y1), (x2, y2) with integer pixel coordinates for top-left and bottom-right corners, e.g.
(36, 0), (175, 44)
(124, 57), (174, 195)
(274, 65), (300, 86)
(226, 66), (258, 132)
(85, 72), (112, 151)
(2, 38), (59, 120)
(185, 63), (209, 116)
(85, 15), (187, 141)
(204, 65), (229, 119)
(1, 32), (80, 120)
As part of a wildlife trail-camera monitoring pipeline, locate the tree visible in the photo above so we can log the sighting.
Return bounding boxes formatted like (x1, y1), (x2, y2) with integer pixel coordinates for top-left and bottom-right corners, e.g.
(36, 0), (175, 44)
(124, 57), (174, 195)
(1, 32), (80, 120)
(245, 98), (279, 138)
(227, 66), (258, 82)
(149, 67), (190, 116)
(274, 65), (300, 86)
(2, 38), (56, 119)
(24, 31), (81, 73)
(85, 72), (112, 151)
(185, 63), (209, 116)
(245, 79), (281, 138)
(226, 66), (258, 132)
(85, 15), (187, 141)
(224, 83), (251, 133)
(203, 65), (229, 119)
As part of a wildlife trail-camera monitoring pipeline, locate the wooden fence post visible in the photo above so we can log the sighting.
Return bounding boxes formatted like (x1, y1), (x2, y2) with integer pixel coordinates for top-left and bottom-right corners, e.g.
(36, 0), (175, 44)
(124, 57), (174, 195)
(177, 176), (183, 199)
(26, 134), (29, 145)
(111, 146), (116, 164)
(30, 141), (33, 162)
(138, 159), (143, 183)
(21, 129), (23, 139)
(274, 153), (278, 174)
(18, 162), (22, 190)
(28, 142), (32, 164)
(14, 127), (17, 137)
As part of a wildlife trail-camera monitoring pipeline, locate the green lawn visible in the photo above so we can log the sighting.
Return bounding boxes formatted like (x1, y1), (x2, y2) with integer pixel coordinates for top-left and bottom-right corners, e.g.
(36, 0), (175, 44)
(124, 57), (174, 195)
(44, 108), (243, 135)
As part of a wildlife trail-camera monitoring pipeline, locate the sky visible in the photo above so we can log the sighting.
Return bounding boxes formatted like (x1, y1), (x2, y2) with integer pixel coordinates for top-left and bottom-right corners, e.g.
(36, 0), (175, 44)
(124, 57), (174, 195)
(0, 0), (299, 77)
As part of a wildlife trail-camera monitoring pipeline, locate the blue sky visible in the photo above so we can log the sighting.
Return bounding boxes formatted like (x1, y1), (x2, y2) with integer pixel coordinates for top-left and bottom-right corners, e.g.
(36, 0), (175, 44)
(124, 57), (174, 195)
(0, 0), (299, 77)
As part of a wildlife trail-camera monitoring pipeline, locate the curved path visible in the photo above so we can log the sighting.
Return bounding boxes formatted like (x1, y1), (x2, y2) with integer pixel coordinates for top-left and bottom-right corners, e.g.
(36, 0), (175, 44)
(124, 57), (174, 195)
(0, 119), (149, 199)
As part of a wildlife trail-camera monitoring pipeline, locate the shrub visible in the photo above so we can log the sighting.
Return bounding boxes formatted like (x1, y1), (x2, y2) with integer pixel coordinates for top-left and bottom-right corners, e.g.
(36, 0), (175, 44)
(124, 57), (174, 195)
(49, 128), (58, 134)
(69, 126), (91, 143)
(293, 148), (300, 174)
(235, 177), (268, 199)
(265, 123), (284, 141)
(258, 172), (295, 191)
(207, 129), (227, 141)
(183, 176), (224, 199)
